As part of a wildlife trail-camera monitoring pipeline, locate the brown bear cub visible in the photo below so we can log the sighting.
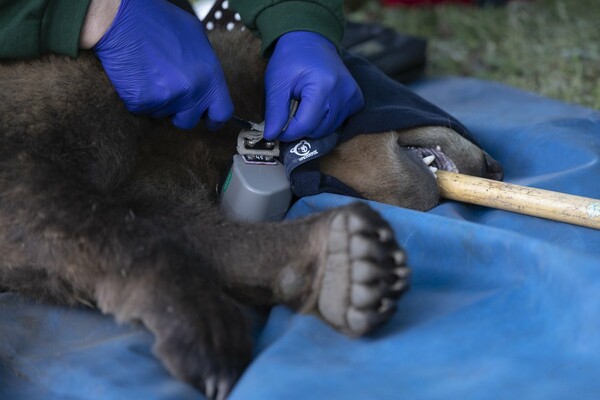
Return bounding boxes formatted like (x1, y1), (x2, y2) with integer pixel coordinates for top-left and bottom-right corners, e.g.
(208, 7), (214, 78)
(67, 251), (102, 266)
(0, 30), (500, 399)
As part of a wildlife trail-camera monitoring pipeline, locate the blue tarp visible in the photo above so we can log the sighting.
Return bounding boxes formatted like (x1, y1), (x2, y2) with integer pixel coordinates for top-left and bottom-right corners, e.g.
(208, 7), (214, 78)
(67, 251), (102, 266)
(2, 77), (600, 399)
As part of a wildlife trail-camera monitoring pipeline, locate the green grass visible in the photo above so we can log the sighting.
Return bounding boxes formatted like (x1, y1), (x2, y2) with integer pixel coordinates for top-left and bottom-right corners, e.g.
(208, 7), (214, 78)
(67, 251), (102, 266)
(349, 0), (600, 109)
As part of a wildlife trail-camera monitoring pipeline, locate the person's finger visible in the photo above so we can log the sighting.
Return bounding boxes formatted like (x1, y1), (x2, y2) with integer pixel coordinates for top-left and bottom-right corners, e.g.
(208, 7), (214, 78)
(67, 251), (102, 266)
(204, 87), (234, 131)
(306, 96), (351, 139)
(172, 104), (205, 130)
(278, 87), (329, 142)
(149, 94), (181, 119)
(263, 88), (293, 141)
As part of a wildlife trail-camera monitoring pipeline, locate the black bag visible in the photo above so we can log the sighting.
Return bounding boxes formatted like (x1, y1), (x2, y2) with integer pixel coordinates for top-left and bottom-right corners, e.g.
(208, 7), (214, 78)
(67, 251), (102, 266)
(341, 21), (428, 84)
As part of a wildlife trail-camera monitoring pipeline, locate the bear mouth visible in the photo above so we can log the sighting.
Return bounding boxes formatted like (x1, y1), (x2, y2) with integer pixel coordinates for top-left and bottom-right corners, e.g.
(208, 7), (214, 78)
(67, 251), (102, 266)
(407, 146), (459, 175)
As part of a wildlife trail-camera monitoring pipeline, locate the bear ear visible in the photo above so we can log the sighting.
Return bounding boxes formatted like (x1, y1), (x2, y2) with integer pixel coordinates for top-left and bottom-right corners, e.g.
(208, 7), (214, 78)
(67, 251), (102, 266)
(483, 151), (504, 181)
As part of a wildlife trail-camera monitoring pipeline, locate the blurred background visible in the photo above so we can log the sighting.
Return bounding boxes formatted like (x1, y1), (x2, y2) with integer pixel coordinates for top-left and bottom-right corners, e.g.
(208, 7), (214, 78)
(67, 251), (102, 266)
(193, 0), (599, 109)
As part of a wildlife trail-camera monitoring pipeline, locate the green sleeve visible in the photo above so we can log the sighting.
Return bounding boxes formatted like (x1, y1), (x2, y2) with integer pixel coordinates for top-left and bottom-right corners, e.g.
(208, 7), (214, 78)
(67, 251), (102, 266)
(0, 0), (91, 59)
(229, 0), (345, 55)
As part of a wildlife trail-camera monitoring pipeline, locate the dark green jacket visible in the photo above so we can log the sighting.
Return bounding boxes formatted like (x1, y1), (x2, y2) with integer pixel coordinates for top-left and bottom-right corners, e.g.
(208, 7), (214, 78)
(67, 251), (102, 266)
(0, 0), (91, 58)
(0, 0), (344, 59)
(230, 0), (345, 54)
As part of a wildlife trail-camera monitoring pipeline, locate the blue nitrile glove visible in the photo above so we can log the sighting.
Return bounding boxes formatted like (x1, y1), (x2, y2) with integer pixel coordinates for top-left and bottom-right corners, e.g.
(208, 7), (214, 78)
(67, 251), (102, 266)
(263, 31), (364, 142)
(94, 0), (233, 130)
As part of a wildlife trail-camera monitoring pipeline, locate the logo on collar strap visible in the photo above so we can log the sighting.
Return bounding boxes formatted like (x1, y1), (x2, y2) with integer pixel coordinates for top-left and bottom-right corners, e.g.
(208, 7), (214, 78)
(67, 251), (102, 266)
(290, 140), (319, 160)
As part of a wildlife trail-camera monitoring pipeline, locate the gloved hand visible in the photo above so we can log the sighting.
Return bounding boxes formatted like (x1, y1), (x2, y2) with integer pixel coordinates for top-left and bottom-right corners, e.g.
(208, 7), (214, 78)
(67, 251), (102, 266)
(263, 31), (364, 142)
(93, 0), (233, 130)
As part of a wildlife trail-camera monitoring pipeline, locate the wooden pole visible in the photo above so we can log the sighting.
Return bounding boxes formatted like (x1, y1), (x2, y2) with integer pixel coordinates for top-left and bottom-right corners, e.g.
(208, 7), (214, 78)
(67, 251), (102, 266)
(436, 170), (600, 230)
